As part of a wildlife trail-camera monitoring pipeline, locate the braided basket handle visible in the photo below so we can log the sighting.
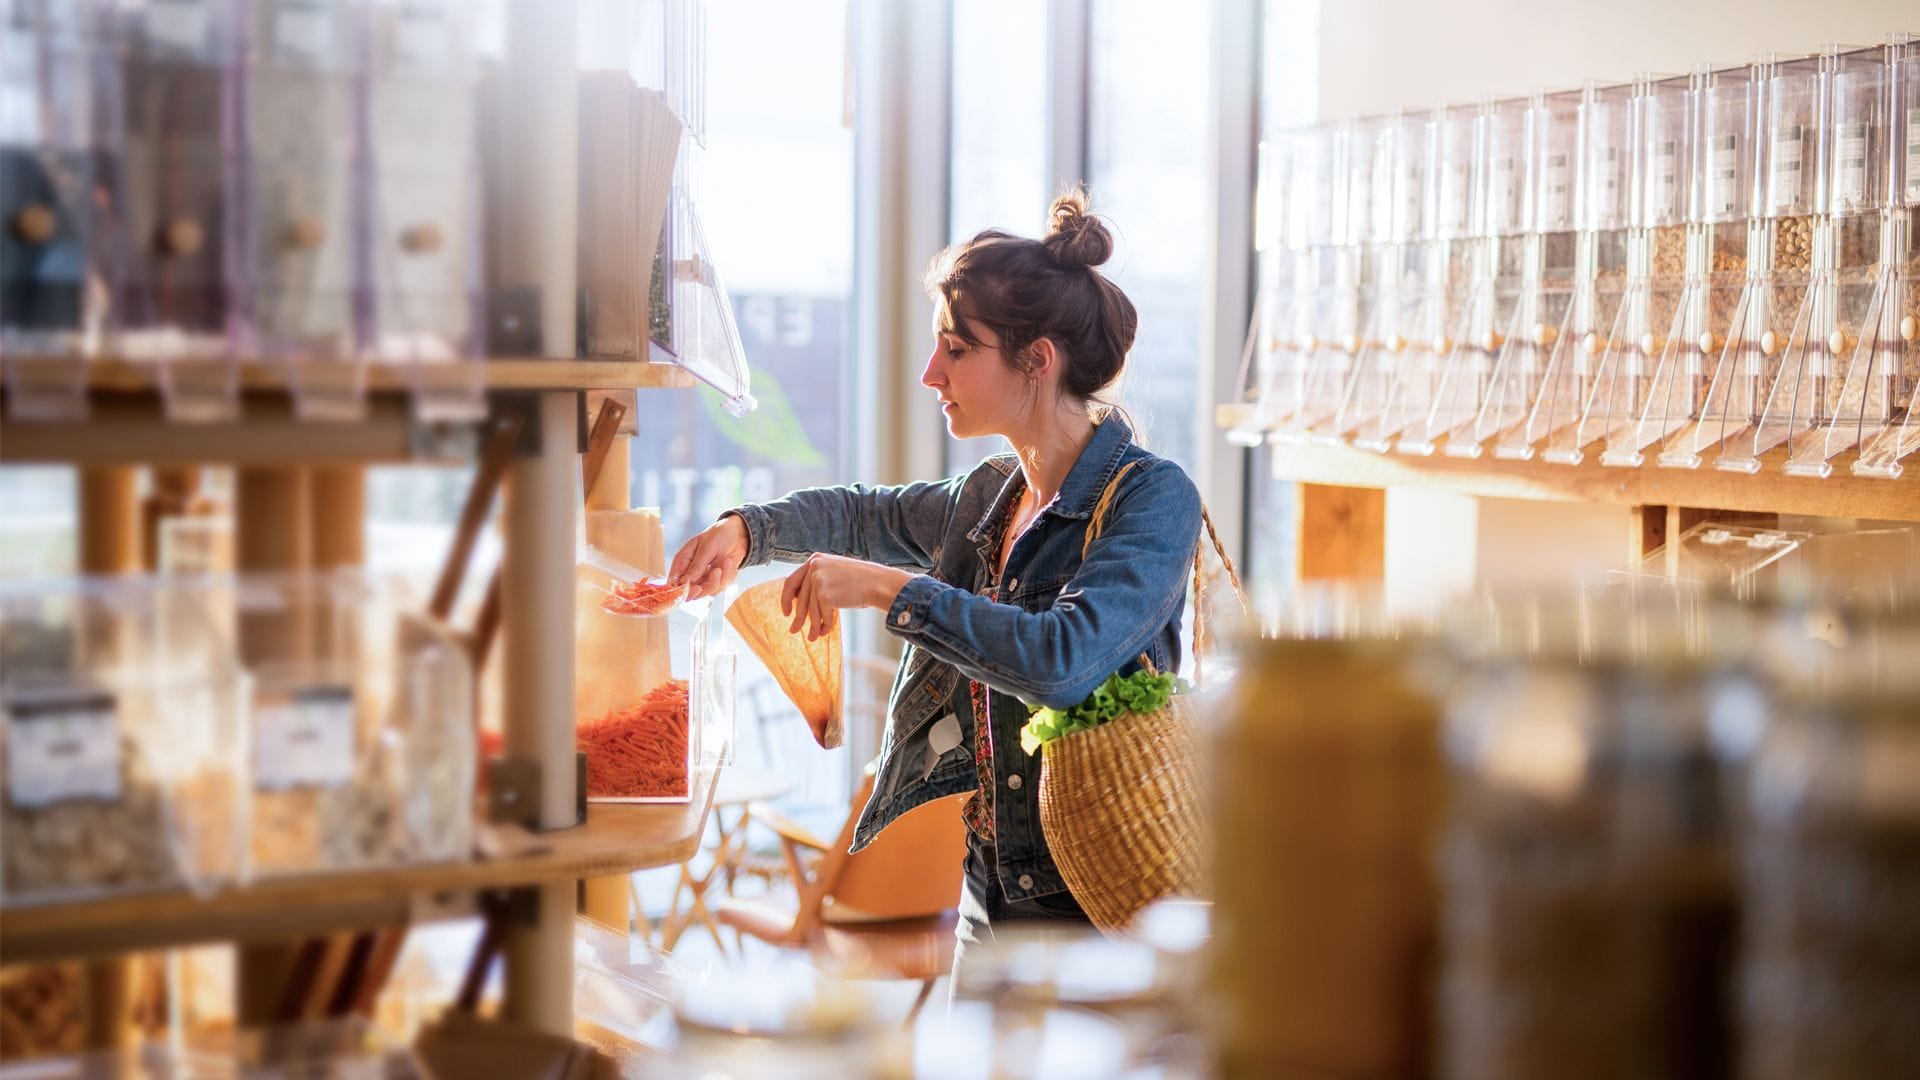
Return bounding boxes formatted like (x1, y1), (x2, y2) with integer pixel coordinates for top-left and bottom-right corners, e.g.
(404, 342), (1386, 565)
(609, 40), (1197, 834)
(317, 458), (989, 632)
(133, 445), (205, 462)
(1083, 462), (1250, 686)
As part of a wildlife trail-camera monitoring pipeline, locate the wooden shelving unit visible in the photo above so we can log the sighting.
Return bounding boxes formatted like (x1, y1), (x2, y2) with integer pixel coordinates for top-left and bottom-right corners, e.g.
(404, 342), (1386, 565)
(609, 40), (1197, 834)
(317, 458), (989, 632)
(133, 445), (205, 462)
(1261, 439), (1920, 522)
(2, 772), (716, 965)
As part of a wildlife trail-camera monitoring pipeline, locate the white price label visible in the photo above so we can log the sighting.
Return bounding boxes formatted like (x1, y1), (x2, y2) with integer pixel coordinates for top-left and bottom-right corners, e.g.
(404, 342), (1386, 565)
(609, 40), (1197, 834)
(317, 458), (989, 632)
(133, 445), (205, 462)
(1593, 144), (1622, 223)
(1835, 121), (1869, 209)
(254, 685), (356, 790)
(395, 1), (452, 71)
(1493, 157), (1520, 228)
(1710, 133), (1740, 217)
(1652, 140), (1680, 219)
(1771, 124), (1805, 208)
(5, 693), (121, 809)
(272, 0), (333, 66)
(1542, 152), (1572, 228)
(147, 0), (212, 53)
(1904, 107), (1920, 205)
(1442, 161), (1469, 233)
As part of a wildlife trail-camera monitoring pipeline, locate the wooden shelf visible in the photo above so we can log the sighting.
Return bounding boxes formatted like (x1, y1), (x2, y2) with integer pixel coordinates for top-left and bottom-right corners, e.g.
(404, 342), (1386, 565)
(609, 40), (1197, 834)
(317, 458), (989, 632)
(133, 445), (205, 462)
(1260, 438), (1920, 522)
(0, 768), (718, 964)
(80, 357), (700, 393)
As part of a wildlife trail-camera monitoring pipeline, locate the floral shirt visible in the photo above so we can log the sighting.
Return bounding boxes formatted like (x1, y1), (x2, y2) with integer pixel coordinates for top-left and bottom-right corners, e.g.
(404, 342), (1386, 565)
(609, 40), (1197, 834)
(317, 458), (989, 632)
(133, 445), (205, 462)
(959, 480), (1024, 843)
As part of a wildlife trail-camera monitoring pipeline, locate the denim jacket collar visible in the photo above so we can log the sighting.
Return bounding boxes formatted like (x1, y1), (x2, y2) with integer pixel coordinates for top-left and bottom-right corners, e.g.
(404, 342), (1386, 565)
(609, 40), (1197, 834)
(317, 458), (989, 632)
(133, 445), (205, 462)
(963, 412), (1136, 549)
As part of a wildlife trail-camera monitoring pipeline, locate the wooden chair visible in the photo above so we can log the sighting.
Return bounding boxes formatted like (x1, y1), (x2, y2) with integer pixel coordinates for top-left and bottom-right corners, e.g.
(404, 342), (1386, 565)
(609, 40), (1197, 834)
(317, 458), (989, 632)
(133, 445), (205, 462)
(714, 768), (968, 1025)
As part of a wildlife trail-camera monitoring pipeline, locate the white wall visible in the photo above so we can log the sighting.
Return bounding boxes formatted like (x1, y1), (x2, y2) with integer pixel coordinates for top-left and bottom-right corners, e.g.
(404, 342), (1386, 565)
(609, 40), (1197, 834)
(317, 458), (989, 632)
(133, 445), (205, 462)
(1314, 0), (1918, 118)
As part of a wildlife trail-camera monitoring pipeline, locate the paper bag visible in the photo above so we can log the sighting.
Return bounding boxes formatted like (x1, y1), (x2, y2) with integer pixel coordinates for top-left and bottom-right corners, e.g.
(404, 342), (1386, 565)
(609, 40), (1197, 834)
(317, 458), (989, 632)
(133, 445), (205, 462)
(725, 578), (842, 749)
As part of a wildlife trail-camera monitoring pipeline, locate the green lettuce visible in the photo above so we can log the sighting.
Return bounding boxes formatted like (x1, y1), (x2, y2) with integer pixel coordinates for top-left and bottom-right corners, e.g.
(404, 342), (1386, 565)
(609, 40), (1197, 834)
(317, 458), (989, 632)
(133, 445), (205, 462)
(1019, 667), (1187, 755)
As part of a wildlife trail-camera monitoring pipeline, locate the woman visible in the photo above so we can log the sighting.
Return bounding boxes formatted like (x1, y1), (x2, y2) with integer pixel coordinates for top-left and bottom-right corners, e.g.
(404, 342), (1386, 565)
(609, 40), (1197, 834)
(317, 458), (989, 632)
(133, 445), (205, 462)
(668, 190), (1203, 968)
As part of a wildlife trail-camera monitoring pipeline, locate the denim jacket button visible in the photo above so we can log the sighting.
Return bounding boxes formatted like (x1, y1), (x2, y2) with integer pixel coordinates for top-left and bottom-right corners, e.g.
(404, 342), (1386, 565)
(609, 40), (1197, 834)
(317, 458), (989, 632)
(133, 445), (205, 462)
(895, 609), (911, 626)
(1007, 578), (1018, 593)
(1005, 773), (1022, 790)
(1017, 874), (1034, 890)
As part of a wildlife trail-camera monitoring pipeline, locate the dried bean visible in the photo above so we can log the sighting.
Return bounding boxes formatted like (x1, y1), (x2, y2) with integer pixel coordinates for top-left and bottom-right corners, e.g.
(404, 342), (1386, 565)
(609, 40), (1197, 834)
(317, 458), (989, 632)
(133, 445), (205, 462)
(1774, 215), (1814, 272)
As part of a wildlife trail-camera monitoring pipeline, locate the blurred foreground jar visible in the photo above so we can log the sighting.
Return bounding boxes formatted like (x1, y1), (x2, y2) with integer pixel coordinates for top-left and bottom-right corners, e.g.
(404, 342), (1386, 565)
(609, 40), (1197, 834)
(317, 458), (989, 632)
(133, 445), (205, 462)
(1209, 612), (1445, 1080)
(1741, 604), (1920, 1078)
(1438, 590), (1760, 1080)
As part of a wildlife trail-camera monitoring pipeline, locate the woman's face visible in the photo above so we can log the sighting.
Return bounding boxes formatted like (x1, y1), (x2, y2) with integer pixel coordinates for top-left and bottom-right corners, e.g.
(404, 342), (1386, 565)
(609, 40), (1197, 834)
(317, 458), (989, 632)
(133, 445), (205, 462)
(920, 312), (1036, 440)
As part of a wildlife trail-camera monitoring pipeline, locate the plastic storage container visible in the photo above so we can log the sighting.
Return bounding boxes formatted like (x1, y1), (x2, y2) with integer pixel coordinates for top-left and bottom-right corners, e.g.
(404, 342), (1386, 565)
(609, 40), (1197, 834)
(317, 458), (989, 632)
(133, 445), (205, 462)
(109, 0), (241, 422)
(1571, 72), (1695, 468)
(237, 0), (364, 420)
(662, 187), (754, 414)
(1396, 102), (1487, 455)
(1484, 88), (1582, 458)
(1785, 39), (1910, 476)
(1853, 40), (1920, 477)
(1298, 115), (1376, 440)
(365, 0), (485, 422)
(2, 0), (109, 421)
(1338, 109), (1426, 446)
(0, 577), (247, 905)
(1438, 587), (1758, 1080)
(220, 571), (473, 876)
(576, 67), (683, 363)
(1658, 62), (1767, 469)
(575, 511), (734, 804)
(1711, 52), (1825, 473)
(1740, 603), (1920, 1077)
(1269, 121), (1341, 440)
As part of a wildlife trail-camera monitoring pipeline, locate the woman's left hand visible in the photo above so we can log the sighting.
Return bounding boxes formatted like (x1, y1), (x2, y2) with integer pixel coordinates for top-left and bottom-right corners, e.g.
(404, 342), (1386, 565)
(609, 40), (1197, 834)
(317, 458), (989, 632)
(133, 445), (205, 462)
(781, 554), (915, 641)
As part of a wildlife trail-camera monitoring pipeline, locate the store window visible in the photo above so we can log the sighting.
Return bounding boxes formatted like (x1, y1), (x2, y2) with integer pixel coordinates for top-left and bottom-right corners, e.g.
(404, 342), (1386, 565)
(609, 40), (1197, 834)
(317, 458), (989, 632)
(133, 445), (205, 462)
(1086, 0), (1212, 475)
(942, 0), (1050, 476)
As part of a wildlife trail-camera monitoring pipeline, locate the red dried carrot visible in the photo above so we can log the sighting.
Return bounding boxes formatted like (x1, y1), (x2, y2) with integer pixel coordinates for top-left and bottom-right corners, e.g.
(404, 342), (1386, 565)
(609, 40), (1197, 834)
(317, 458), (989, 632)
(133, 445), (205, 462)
(578, 679), (691, 798)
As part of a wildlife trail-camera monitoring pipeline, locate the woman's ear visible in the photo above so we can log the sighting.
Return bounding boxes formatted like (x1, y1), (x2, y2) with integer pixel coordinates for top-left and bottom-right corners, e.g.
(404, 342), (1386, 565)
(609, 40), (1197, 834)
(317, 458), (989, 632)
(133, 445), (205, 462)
(1024, 337), (1061, 380)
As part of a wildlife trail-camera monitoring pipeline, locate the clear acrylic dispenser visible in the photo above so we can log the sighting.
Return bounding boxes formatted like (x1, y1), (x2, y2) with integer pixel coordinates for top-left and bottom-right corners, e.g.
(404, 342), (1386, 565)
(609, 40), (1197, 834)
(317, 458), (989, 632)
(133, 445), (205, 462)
(1324, 111), (1424, 444)
(663, 187), (754, 414)
(2, 0), (107, 420)
(1656, 62), (1765, 469)
(1486, 88), (1582, 459)
(1784, 40), (1910, 476)
(1574, 73), (1695, 467)
(575, 537), (735, 805)
(1391, 104), (1483, 456)
(1712, 53), (1826, 473)
(1223, 137), (1290, 445)
(237, 0), (365, 420)
(1269, 122), (1339, 441)
(229, 572), (475, 877)
(1854, 41), (1920, 477)
(1434, 95), (1529, 458)
(1300, 116), (1375, 441)
(109, 0), (242, 422)
(1, 577), (248, 905)
(577, 1), (685, 364)
(365, 0), (485, 422)
(1538, 82), (1637, 463)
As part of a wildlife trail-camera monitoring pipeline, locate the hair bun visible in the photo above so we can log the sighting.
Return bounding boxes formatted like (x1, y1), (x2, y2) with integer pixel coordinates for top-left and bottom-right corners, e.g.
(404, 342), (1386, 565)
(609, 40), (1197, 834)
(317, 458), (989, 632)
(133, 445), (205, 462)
(1043, 189), (1114, 270)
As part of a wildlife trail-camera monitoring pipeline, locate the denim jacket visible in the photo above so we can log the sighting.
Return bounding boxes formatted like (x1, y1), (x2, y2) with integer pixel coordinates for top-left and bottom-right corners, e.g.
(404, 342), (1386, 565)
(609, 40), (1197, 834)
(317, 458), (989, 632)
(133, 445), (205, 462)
(727, 413), (1202, 903)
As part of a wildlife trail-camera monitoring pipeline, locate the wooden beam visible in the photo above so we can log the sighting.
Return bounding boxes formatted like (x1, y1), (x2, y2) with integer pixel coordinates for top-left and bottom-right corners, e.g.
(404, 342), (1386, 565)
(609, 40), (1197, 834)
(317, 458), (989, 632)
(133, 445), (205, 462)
(310, 467), (366, 570)
(1268, 441), (1920, 523)
(1297, 484), (1386, 582)
(77, 468), (142, 576)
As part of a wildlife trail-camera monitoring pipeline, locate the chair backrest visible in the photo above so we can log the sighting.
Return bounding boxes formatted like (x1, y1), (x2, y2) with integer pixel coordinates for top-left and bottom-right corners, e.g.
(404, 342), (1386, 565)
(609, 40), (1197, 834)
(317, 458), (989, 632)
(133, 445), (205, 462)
(809, 772), (968, 923)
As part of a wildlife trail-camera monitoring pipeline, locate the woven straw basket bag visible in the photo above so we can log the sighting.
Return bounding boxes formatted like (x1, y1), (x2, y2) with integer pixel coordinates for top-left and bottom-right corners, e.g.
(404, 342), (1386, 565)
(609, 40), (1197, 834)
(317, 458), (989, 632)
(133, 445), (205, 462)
(1036, 461), (1247, 936)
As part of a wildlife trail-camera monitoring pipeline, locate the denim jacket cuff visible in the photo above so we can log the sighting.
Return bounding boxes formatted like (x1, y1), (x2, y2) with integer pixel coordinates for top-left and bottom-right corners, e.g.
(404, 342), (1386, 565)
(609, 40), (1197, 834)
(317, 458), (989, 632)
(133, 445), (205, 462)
(884, 573), (945, 635)
(725, 505), (775, 568)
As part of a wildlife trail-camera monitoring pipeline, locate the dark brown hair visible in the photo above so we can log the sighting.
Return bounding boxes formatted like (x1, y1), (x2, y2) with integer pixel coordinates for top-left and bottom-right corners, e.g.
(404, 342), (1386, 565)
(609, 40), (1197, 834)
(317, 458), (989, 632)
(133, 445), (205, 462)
(923, 188), (1138, 406)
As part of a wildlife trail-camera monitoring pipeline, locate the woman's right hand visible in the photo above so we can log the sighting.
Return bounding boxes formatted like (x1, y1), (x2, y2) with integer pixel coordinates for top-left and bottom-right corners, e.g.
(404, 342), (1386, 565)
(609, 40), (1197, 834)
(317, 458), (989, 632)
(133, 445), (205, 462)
(669, 514), (750, 601)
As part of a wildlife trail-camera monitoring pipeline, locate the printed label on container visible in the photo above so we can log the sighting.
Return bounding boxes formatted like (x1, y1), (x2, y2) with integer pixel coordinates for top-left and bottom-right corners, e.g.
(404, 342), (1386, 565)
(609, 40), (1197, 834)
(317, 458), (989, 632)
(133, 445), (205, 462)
(1441, 162), (1470, 233)
(1906, 107), (1920, 205)
(1834, 121), (1869, 210)
(1493, 157), (1520, 230)
(272, 0), (333, 66)
(1542, 152), (1572, 228)
(5, 692), (121, 809)
(1592, 145), (1623, 224)
(1710, 133), (1740, 217)
(147, 0), (213, 53)
(1770, 124), (1804, 209)
(254, 685), (356, 790)
(1651, 140), (1680, 221)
